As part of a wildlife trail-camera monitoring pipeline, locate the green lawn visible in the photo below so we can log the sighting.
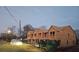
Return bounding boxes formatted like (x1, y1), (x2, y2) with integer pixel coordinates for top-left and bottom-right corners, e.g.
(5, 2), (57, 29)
(0, 41), (44, 52)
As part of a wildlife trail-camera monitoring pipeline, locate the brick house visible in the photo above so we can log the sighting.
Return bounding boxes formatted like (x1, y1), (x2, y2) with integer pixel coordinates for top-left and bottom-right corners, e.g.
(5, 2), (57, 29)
(27, 25), (76, 47)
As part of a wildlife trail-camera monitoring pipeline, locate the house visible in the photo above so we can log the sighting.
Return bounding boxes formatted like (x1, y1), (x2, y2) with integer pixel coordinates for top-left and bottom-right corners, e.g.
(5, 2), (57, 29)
(27, 25), (76, 48)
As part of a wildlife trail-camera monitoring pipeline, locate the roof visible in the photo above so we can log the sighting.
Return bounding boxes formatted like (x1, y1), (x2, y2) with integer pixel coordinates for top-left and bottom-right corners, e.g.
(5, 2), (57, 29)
(34, 28), (47, 32)
(48, 25), (73, 31)
(27, 25), (74, 33)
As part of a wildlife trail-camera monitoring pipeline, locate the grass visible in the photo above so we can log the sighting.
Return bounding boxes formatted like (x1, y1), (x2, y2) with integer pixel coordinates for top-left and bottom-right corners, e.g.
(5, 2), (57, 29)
(0, 41), (44, 52)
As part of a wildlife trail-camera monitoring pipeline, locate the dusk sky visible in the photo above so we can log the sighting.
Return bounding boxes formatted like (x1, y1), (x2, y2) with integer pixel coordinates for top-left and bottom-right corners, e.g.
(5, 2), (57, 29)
(0, 6), (79, 33)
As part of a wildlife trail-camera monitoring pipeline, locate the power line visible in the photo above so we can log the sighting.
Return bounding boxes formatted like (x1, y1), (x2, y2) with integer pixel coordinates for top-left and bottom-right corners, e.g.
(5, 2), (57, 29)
(4, 6), (22, 37)
(4, 6), (18, 24)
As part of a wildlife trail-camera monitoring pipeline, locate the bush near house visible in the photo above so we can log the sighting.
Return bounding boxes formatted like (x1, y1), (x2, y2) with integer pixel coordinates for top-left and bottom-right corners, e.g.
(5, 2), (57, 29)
(46, 40), (58, 51)
(39, 40), (58, 52)
(39, 40), (47, 47)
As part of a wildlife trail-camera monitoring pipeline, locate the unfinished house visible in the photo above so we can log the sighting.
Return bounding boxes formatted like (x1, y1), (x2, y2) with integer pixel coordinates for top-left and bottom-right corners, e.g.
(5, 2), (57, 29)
(27, 25), (76, 47)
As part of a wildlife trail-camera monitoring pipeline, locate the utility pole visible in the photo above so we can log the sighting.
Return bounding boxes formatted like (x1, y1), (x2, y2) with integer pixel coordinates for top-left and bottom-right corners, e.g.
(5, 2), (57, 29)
(19, 20), (21, 37)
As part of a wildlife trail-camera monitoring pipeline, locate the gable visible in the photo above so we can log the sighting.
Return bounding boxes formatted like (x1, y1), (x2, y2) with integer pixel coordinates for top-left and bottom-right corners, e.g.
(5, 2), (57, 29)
(48, 25), (59, 32)
(61, 26), (75, 33)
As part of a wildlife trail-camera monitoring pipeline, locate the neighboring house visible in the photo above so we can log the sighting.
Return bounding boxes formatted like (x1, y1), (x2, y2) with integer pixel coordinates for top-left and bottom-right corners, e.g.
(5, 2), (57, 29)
(75, 30), (79, 44)
(27, 25), (76, 48)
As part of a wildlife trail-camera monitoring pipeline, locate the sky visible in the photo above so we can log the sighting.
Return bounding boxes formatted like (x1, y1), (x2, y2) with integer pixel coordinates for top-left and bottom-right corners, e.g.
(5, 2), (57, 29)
(0, 6), (79, 33)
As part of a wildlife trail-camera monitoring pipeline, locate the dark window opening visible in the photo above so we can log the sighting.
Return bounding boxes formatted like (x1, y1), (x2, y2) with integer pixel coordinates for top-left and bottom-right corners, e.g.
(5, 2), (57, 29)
(39, 33), (41, 37)
(50, 31), (55, 36)
(50, 32), (52, 35)
(31, 34), (33, 38)
(57, 31), (60, 32)
(67, 40), (68, 45)
(33, 39), (34, 41)
(44, 32), (47, 37)
(34, 34), (36, 37)
(56, 40), (61, 46)
(73, 40), (74, 44)
(53, 31), (55, 36)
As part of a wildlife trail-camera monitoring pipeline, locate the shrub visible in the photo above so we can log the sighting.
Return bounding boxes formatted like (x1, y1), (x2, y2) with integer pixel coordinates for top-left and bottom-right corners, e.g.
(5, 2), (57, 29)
(39, 40), (46, 48)
(46, 40), (58, 52)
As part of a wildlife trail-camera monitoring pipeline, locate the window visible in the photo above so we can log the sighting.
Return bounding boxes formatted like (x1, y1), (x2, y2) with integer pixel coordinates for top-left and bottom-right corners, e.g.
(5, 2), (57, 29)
(57, 40), (61, 46)
(39, 33), (41, 37)
(31, 34), (33, 38)
(73, 40), (74, 44)
(53, 31), (55, 36)
(44, 32), (47, 37)
(34, 34), (36, 37)
(57, 31), (60, 32)
(50, 31), (55, 36)
(33, 39), (34, 41)
(67, 40), (68, 45)
(50, 32), (52, 35)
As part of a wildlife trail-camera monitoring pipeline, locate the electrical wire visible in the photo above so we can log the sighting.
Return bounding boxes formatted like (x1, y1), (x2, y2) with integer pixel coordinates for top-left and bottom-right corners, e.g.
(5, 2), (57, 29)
(4, 6), (18, 24)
